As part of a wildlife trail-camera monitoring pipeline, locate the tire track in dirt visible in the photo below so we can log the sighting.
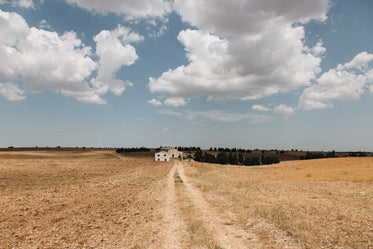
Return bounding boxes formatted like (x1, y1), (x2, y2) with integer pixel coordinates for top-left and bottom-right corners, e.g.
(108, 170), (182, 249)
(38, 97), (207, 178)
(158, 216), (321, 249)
(176, 161), (263, 249)
(158, 163), (185, 249)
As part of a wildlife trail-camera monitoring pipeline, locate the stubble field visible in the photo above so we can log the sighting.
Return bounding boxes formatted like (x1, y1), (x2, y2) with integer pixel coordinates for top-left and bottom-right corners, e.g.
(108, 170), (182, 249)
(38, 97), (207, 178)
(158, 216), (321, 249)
(184, 157), (373, 248)
(0, 150), (173, 248)
(1, 150), (372, 248)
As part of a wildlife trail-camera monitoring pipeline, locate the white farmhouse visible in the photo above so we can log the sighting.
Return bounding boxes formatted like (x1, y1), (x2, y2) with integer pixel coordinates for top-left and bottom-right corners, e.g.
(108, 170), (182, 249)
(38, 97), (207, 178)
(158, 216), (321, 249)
(168, 148), (183, 159)
(155, 151), (170, 161)
(154, 148), (183, 161)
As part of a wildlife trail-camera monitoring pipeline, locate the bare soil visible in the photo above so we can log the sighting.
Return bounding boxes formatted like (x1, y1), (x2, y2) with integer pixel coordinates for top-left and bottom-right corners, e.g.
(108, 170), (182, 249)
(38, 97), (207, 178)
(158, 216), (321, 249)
(0, 150), (173, 248)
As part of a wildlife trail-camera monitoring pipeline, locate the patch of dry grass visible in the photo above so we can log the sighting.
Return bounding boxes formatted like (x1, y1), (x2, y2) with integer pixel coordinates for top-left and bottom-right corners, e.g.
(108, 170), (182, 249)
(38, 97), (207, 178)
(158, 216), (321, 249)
(0, 150), (173, 248)
(184, 157), (373, 248)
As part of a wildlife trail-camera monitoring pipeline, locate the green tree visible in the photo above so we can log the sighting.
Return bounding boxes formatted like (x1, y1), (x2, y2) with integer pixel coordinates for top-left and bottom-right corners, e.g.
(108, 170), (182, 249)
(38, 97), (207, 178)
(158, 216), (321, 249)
(238, 153), (244, 164)
(216, 152), (228, 164)
(194, 148), (203, 162)
(228, 152), (233, 164)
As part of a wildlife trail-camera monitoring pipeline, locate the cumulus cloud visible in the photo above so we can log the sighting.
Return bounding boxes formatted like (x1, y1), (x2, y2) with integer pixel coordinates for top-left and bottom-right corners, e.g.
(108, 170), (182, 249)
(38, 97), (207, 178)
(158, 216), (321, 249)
(252, 103), (295, 119)
(0, 10), (98, 100)
(164, 97), (187, 107)
(63, 0), (171, 19)
(174, 0), (328, 37)
(0, 82), (25, 101)
(310, 40), (327, 57)
(11, 0), (35, 9)
(148, 98), (162, 106)
(252, 105), (270, 112)
(39, 19), (52, 30)
(273, 104), (295, 119)
(0, 10), (141, 104)
(299, 52), (373, 110)
(91, 25), (143, 96)
(149, 0), (328, 102)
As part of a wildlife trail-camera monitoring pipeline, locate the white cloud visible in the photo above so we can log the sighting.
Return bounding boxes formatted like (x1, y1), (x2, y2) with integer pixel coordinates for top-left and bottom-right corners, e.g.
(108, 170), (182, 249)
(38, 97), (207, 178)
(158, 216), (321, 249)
(64, 0), (171, 19)
(91, 25), (143, 96)
(164, 97), (187, 107)
(159, 109), (273, 124)
(157, 109), (182, 117)
(148, 24), (167, 38)
(12, 0), (35, 9)
(39, 19), (52, 30)
(252, 103), (295, 119)
(252, 104), (270, 112)
(273, 104), (295, 119)
(0, 10), (141, 104)
(0, 10), (99, 101)
(161, 127), (168, 132)
(0, 82), (25, 100)
(310, 40), (326, 57)
(174, 0), (328, 37)
(299, 52), (373, 110)
(148, 98), (162, 106)
(340, 51), (373, 71)
(150, 0), (328, 102)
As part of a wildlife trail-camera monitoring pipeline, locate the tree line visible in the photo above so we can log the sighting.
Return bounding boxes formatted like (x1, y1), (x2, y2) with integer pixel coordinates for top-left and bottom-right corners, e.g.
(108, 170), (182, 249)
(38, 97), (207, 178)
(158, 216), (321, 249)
(194, 148), (279, 166)
(116, 147), (151, 153)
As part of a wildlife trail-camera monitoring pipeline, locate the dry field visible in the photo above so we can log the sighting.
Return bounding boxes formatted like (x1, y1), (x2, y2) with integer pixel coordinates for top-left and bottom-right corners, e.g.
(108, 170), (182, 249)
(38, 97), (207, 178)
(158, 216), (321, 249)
(0, 150), (173, 248)
(1, 151), (372, 248)
(184, 157), (373, 248)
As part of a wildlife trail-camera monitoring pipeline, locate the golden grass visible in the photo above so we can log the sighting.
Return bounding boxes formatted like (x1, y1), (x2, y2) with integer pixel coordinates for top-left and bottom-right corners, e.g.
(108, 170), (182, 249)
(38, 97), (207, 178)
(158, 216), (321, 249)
(0, 150), (173, 248)
(184, 157), (373, 248)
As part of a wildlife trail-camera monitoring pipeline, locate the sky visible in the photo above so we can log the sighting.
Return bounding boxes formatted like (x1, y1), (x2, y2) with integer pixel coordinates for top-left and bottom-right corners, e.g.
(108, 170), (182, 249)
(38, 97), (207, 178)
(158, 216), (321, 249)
(0, 0), (372, 151)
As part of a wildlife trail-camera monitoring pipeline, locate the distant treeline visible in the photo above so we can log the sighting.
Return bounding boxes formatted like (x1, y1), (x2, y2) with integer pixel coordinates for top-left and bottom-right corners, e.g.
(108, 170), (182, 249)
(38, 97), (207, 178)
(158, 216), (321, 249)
(208, 147), (254, 153)
(300, 151), (368, 160)
(176, 147), (254, 153)
(348, 151), (367, 157)
(300, 151), (337, 160)
(194, 148), (279, 166)
(116, 147), (150, 153)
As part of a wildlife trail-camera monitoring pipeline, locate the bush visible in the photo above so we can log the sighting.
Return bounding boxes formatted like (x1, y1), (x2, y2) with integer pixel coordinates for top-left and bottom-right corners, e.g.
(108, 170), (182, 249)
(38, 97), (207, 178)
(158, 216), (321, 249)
(116, 148), (124, 153)
(262, 156), (280, 165)
(244, 157), (260, 166)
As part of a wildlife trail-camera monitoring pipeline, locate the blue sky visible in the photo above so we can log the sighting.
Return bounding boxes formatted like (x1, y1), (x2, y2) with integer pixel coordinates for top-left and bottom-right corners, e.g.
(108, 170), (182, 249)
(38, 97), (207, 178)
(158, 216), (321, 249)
(0, 0), (372, 151)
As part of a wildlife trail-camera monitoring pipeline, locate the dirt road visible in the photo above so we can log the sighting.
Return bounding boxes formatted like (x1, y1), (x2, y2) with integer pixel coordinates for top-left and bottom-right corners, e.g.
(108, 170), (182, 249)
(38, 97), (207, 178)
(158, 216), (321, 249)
(160, 161), (262, 248)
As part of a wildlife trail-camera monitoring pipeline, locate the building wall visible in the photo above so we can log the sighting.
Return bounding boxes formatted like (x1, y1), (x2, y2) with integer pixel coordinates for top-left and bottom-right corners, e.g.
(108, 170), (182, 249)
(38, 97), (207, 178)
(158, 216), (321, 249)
(168, 148), (183, 159)
(155, 152), (170, 161)
(155, 149), (183, 161)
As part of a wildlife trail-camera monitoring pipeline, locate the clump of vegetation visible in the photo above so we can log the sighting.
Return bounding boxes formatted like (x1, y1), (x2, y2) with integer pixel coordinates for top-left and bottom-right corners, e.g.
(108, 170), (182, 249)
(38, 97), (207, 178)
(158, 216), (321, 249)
(116, 147), (150, 153)
(174, 174), (183, 183)
(193, 148), (278, 167)
(300, 151), (337, 160)
(243, 156), (260, 166)
(348, 151), (367, 157)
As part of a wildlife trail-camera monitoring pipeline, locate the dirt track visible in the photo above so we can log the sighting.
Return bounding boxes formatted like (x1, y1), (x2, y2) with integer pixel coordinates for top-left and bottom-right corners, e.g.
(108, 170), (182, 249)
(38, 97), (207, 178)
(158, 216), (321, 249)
(173, 161), (263, 248)
(161, 161), (300, 249)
